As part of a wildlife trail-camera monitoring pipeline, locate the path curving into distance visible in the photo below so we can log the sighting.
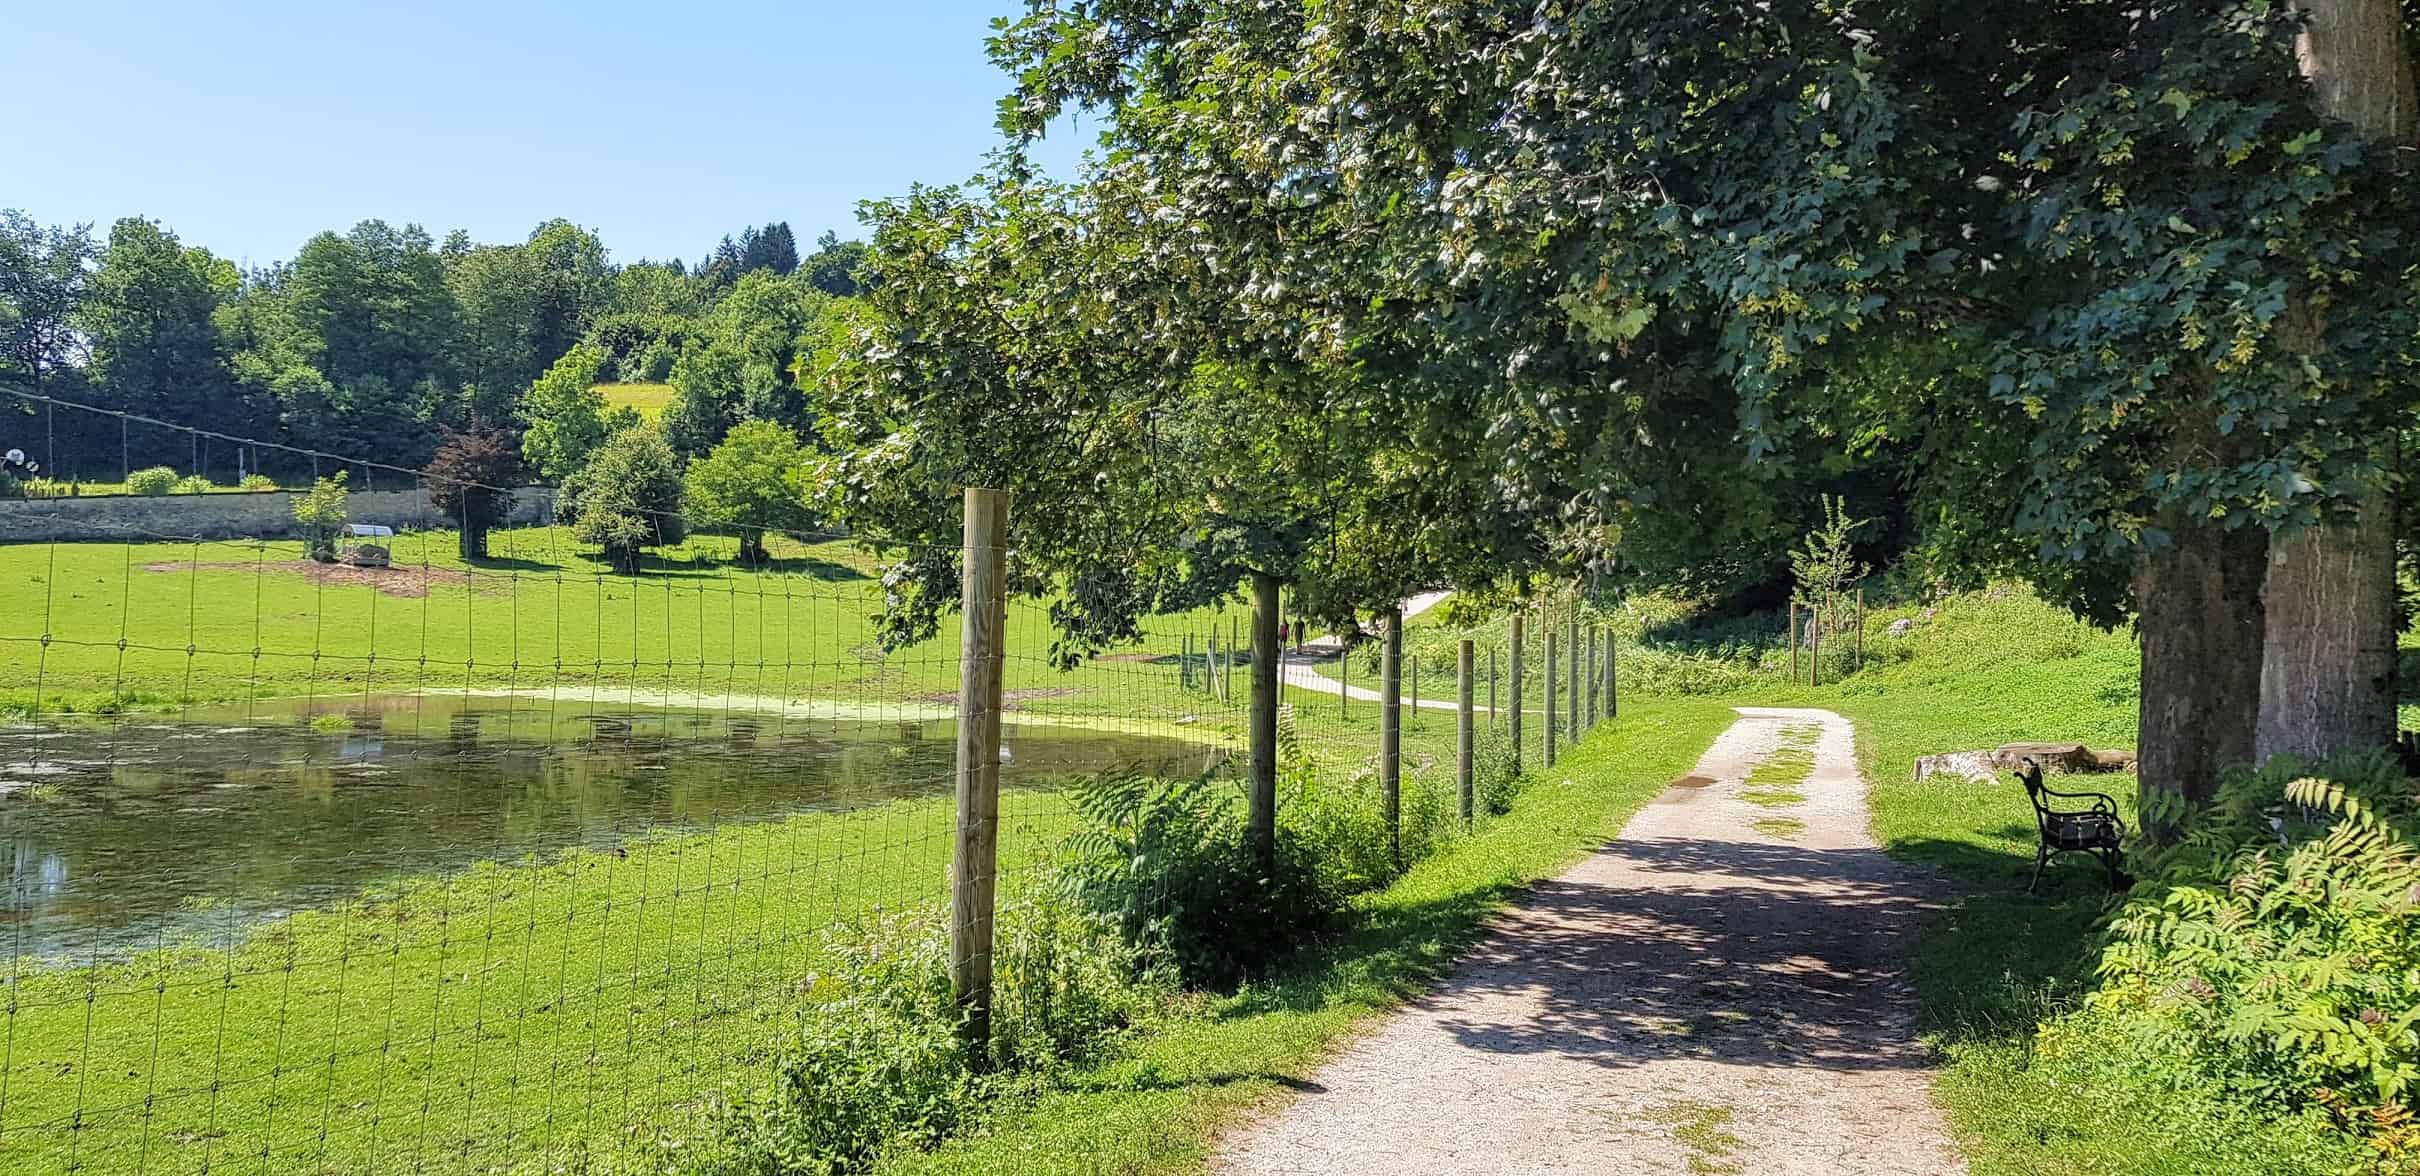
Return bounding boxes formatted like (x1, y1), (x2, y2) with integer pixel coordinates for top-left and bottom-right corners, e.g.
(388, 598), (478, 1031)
(1278, 590), (1459, 710)
(1213, 706), (1964, 1175)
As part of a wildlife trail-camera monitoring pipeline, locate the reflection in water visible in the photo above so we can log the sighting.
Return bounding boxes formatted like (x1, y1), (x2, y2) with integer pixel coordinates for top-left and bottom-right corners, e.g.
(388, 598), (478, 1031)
(0, 694), (1225, 962)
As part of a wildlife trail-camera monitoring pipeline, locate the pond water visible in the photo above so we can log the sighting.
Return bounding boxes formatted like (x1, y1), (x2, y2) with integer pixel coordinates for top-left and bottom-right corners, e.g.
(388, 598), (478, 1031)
(0, 694), (1226, 963)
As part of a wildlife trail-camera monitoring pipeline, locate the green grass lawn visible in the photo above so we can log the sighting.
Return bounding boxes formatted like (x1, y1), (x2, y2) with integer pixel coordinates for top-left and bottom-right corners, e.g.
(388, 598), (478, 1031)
(0, 526), (1262, 743)
(595, 382), (677, 420)
(0, 790), (1086, 1175)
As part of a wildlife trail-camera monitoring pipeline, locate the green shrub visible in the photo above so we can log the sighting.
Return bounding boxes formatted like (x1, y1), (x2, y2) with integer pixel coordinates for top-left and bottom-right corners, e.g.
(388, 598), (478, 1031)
(695, 911), (979, 1176)
(126, 466), (179, 496)
(238, 474), (276, 491)
(292, 472), (348, 562)
(1472, 721), (1524, 815)
(2043, 752), (2420, 1160)
(1058, 770), (1347, 987)
(172, 474), (214, 494)
(696, 891), (1171, 1176)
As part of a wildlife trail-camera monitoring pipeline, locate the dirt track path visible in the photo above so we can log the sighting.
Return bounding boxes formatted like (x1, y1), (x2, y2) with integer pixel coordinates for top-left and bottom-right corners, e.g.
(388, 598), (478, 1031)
(1214, 706), (1963, 1175)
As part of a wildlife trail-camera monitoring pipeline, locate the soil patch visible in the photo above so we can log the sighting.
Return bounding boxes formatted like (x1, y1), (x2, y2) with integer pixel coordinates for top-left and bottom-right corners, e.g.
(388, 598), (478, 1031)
(144, 560), (470, 599)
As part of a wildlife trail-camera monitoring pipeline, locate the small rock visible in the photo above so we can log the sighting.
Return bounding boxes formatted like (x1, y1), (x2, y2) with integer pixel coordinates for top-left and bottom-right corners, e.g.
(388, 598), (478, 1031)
(1914, 750), (1999, 786)
(2089, 748), (2137, 771)
(1990, 742), (2098, 774)
(1885, 618), (1916, 638)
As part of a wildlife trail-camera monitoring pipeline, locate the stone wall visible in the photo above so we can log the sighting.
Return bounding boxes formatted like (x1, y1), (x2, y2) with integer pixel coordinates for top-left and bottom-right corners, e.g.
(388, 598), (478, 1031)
(0, 487), (555, 544)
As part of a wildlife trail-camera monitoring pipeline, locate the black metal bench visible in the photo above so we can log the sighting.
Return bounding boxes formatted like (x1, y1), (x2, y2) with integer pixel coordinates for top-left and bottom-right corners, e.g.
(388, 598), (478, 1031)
(2015, 757), (2128, 893)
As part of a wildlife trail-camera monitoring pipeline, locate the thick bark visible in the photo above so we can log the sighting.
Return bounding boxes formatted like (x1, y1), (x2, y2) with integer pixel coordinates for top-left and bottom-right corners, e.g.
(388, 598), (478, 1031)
(2136, 521), (2267, 837)
(2258, 493), (2399, 761)
(2255, 0), (2414, 763)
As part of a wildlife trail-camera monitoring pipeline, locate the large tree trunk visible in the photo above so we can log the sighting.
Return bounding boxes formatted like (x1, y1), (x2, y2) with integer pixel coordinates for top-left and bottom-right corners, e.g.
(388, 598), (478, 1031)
(2256, 0), (2414, 763)
(2258, 494), (2399, 761)
(2136, 519), (2267, 838)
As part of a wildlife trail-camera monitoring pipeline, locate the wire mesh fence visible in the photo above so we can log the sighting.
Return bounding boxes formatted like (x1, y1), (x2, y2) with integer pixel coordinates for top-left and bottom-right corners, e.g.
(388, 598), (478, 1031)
(0, 396), (1267, 1173)
(0, 392), (1623, 1173)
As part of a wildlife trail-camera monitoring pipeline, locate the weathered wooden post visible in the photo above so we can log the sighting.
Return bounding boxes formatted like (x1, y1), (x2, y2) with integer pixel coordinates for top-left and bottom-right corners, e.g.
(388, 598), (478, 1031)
(1566, 616), (1581, 747)
(1605, 627), (1619, 719)
(1544, 628), (1559, 768)
(951, 486), (1009, 1052)
(1586, 625), (1601, 728)
(1457, 638), (1475, 824)
(1789, 600), (1800, 684)
(1489, 648), (1499, 726)
(1339, 633), (1351, 718)
(1811, 619), (1823, 688)
(1249, 573), (1280, 870)
(1227, 616), (1239, 703)
(1381, 605), (1404, 863)
(1508, 613), (1526, 775)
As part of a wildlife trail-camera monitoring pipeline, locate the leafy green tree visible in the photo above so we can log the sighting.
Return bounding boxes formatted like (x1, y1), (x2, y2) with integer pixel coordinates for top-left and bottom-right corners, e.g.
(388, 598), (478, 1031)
(239, 220), (458, 460)
(293, 471), (349, 562)
(566, 425), (686, 572)
(443, 243), (543, 424)
(984, 0), (2420, 821)
(80, 218), (249, 460)
(518, 344), (610, 480)
(801, 231), (868, 297)
(663, 270), (828, 456)
(523, 219), (612, 370)
(684, 419), (811, 564)
(0, 211), (95, 455)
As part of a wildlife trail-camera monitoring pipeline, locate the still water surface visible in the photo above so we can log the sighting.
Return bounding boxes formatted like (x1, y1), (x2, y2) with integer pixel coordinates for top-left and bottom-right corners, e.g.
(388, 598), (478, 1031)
(0, 694), (1222, 962)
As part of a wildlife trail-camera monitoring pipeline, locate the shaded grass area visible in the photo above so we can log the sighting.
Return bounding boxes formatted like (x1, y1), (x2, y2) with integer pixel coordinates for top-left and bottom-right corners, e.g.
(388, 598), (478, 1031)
(870, 696), (1738, 1175)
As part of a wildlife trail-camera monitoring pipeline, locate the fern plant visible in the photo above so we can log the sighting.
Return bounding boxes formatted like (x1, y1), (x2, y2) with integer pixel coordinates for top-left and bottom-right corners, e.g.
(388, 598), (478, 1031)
(2065, 753), (2420, 1148)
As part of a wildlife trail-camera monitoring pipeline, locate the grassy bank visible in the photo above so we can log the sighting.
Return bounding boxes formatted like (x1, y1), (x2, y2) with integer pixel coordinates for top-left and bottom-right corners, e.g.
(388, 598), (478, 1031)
(873, 695), (1737, 1174)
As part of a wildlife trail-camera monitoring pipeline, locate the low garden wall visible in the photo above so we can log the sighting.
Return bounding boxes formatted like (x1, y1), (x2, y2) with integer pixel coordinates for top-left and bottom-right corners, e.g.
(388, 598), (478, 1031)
(0, 487), (556, 544)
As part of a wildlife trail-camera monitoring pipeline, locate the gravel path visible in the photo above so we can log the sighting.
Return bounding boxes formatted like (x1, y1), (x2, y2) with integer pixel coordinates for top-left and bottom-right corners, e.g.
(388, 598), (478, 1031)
(1213, 706), (1963, 1175)
(1277, 590), (1459, 709)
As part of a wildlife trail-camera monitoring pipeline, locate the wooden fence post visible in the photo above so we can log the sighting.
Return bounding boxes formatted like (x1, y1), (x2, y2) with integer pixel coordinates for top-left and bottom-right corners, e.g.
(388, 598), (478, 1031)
(1508, 613), (1526, 775)
(1605, 626), (1619, 719)
(1566, 616), (1580, 747)
(1586, 625), (1601, 728)
(1249, 573), (1279, 871)
(1227, 616), (1238, 703)
(1544, 628), (1559, 768)
(951, 486), (1009, 1053)
(1457, 638), (1475, 824)
(1789, 600), (1800, 684)
(1812, 619), (1823, 688)
(1381, 605), (1403, 863)
(1339, 632), (1350, 718)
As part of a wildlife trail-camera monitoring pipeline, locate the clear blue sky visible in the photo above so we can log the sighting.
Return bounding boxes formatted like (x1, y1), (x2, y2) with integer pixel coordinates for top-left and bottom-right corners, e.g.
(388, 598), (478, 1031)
(1, 0), (1089, 267)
